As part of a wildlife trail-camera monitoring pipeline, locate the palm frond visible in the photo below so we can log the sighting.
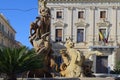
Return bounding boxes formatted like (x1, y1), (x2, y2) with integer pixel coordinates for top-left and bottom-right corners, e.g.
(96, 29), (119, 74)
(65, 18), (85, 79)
(0, 47), (44, 76)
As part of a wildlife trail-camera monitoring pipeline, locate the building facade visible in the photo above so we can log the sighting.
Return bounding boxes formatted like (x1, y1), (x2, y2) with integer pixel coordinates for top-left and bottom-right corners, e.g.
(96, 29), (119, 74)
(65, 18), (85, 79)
(0, 13), (19, 48)
(38, 0), (120, 73)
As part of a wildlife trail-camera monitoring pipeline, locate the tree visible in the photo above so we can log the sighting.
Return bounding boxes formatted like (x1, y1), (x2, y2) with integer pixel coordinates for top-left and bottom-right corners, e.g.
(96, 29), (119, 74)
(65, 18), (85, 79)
(111, 61), (120, 74)
(0, 47), (43, 80)
(114, 61), (120, 74)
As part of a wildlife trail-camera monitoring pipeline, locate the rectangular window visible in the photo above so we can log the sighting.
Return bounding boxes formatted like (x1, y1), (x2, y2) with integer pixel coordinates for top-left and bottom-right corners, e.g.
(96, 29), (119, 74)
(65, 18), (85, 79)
(77, 29), (84, 42)
(100, 11), (106, 18)
(78, 11), (84, 19)
(2, 24), (4, 32)
(55, 29), (62, 42)
(56, 11), (62, 18)
(56, 11), (62, 19)
(0, 23), (1, 31)
(99, 29), (106, 41)
(8, 31), (9, 36)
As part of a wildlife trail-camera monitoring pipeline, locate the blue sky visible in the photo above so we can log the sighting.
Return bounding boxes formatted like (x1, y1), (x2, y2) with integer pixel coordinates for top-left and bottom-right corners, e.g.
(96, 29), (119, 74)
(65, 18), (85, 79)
(0, 0), (39, 48)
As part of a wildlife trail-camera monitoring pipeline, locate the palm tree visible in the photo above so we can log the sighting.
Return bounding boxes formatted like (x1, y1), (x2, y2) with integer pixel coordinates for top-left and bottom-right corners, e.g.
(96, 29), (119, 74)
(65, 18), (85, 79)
(0, 47), (43, 80)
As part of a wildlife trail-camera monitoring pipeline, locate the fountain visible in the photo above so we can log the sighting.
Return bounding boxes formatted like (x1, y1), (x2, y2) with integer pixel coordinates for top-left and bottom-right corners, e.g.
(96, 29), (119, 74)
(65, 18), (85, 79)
(28, 0), (115, 80)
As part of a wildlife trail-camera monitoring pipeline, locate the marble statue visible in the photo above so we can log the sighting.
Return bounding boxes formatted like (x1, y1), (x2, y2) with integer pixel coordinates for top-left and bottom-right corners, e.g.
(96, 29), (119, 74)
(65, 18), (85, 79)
(60, 38), (85, 77)
(29, 0), (51, 54)
(60, 37), (103, 77)
(28, 0), (57, 78)
(39, 0), (51, 37)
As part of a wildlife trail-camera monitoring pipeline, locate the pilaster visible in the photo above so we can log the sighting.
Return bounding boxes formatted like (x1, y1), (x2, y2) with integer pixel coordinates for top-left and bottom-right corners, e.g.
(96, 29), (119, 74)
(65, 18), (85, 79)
(67, 7), (73, 39)
(112, 6), (117, 46)
(111, 49), (117, 70)
(89, 7), (96, 46)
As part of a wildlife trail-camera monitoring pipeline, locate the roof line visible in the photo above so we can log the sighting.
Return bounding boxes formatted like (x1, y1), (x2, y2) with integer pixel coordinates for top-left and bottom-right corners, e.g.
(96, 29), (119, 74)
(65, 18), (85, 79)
(0, 13), (16, 33)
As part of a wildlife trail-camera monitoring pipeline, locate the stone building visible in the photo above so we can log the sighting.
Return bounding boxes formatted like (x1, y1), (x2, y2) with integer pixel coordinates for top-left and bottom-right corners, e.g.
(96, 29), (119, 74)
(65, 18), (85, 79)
(38, 0), (120, 73)
(0, 13), (20, 48)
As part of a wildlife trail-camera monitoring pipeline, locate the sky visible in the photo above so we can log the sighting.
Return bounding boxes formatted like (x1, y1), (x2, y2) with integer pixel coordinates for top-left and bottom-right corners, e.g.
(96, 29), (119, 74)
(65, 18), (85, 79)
(0, 0), (39, 48)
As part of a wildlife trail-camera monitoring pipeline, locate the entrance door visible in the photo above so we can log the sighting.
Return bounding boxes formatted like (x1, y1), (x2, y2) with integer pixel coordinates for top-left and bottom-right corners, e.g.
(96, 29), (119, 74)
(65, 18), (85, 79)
(96, 56), (108, 73)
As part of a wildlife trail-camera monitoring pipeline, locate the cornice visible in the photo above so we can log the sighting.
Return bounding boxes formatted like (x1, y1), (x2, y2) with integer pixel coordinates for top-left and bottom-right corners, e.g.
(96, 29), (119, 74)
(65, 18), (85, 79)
(97, 19), (111, 27)
(75, 19), (88, 27)
(53, 20), (67, 27)
(47, 0), (120, 3)
(0, 14), (16, 33)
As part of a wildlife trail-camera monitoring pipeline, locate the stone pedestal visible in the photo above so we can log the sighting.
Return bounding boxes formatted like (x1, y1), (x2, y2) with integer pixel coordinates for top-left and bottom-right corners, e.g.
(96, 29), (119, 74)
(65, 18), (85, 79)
(79, 77), (115, 80)
(16, 77), (118, 80)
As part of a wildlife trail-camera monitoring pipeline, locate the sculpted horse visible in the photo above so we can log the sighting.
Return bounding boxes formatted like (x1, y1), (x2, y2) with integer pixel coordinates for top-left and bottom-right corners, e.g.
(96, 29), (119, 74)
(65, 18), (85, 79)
(60, 38), (85, 77)
(60, 38), (103, 77)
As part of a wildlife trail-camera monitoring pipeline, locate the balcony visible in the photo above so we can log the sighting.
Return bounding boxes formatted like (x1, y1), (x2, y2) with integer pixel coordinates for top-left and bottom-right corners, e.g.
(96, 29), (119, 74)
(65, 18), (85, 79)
(89, 41), (119, 52)
(93, 41), (115, 46)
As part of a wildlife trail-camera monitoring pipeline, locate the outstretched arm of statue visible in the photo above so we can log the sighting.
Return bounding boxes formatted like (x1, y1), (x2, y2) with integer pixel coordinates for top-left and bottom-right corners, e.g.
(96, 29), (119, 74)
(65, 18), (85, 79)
(35, 17), (41, 24)
(30, 25), (34, 37)
(30, 29), (32, 36)
(85, 50), (103, 59)
(30, 21), (40, 38)
(30, 27), (36, 37)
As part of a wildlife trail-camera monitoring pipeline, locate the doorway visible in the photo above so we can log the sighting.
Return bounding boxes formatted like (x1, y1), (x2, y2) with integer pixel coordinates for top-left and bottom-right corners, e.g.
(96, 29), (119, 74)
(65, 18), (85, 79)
(96, 56), (108, 73)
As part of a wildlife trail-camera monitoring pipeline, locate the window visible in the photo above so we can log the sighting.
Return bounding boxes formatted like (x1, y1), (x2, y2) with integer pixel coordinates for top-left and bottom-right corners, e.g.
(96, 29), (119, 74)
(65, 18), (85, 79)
(99, 29), (106, 41)
(78, 11), (84, 19)
(8, 31), (9, 36)
(55, 29), (62, 42)
(1, 24), (4, 32)
(13, 35), (15, 40)
(100, 11), (106, 18)
(77, 29), (84, 42)
(0, 23), (1, 31)
(56, 11), (62, 19)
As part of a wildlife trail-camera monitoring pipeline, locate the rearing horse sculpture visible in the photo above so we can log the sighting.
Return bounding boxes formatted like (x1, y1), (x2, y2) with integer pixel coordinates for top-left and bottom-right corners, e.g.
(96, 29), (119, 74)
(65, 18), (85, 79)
(60, 37), (103, 77)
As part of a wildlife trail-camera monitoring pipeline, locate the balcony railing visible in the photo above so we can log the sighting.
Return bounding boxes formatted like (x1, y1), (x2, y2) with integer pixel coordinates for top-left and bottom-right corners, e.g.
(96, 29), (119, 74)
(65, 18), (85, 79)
(93, 41), (115, 46)
(89, 40), (119, 51)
